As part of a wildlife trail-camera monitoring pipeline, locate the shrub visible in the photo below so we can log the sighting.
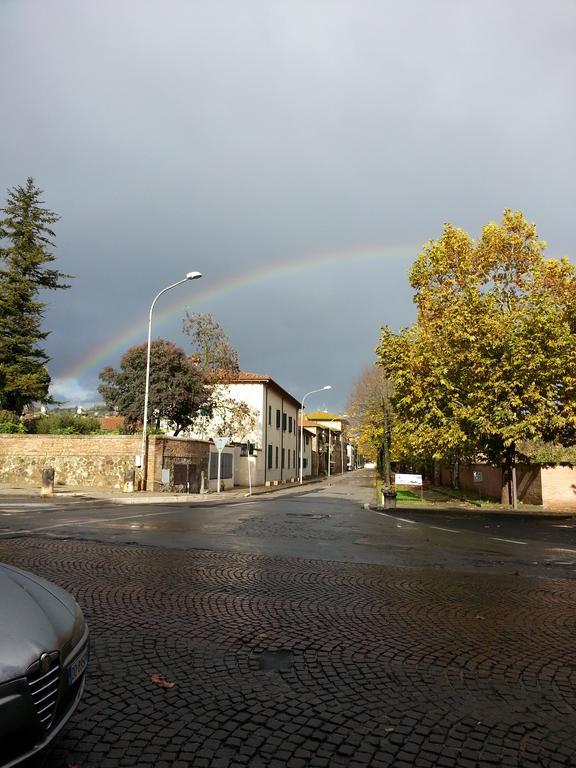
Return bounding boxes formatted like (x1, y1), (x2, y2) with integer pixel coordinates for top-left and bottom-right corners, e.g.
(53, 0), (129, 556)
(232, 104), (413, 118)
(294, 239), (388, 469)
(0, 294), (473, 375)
(0, 410), (24, 434)
(32, 413), (102, 435)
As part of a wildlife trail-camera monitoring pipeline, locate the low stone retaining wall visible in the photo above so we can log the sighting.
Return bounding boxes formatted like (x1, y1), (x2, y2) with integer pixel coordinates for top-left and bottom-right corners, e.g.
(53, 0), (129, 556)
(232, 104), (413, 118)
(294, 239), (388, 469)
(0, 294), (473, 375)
(0, 434), (210, 492)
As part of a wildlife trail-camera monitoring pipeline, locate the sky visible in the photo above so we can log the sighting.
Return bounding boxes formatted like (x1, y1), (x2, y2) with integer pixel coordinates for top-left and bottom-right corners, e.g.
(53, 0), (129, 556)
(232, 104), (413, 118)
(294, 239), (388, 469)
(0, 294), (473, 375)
(1, 0), (575, 412)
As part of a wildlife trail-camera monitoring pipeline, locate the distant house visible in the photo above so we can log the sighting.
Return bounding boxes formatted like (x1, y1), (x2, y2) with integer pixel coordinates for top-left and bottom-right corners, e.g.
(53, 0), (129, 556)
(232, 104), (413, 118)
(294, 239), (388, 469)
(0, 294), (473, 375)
(302, 412), (353, 474)
(97, 415), (125, 432)
(188, 372), (301, 487)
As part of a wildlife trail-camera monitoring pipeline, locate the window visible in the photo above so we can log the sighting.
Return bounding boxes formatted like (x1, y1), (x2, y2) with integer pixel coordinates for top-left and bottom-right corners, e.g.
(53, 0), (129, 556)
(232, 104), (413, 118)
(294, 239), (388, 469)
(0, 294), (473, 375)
(282, 413), (287, 431)
(288, 449), (291, 467)
(288, 416), (293, 433)
(276, 409), (281, 429)
(268, 445), (273, 469)
(268, 405), (271, 425)
(282, 448), (285, 468)
(209, 452), (233, 479)
(275, 446), (279, 468)
(305, 435), (309, 446)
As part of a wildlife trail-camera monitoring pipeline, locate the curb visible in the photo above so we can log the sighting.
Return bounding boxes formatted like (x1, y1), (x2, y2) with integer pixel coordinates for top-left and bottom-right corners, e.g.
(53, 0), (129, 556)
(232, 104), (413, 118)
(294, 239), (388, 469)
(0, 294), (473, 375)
(364, 502), (576, 518)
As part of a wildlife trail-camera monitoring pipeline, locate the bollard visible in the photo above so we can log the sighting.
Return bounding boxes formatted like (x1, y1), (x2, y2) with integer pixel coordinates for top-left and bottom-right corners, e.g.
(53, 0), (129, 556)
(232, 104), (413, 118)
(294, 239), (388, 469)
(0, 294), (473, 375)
(123, 467), (135, 494)
(381, 487), (397, 510)
(41, 468), (55, 497)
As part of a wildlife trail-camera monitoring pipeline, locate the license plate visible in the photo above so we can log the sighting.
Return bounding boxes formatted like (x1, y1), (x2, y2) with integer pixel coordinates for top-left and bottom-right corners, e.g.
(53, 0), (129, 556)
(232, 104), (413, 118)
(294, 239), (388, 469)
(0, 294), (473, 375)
(67, 644), (89, 687)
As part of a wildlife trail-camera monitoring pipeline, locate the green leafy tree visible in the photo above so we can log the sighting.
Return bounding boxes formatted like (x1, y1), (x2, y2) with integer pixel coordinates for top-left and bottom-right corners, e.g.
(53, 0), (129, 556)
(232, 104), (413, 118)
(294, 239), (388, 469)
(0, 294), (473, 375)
(98, 340), (209, 435)
(377, 210), (576, 502)
(0, 178), (71, 413)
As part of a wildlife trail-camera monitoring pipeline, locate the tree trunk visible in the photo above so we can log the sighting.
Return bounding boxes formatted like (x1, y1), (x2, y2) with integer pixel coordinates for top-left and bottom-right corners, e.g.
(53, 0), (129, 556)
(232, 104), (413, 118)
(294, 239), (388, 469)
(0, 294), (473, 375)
(451, 461), (460, 490)
(501, 443), (516, 506)
(381, 400), (392, 489)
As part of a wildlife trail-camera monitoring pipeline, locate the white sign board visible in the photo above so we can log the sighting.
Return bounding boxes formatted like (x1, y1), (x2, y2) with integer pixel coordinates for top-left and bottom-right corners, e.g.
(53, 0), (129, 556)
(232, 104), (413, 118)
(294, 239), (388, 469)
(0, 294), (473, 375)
(394, 473), (423, 486)
(213, 437), (229, 451)
(213, 437), (230, 494)
(473, 471), (483, 483)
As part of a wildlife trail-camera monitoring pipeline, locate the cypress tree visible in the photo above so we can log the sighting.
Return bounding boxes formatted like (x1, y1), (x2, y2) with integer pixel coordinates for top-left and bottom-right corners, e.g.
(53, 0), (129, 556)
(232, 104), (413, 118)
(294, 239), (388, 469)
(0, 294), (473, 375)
(0, 178), (71, 413)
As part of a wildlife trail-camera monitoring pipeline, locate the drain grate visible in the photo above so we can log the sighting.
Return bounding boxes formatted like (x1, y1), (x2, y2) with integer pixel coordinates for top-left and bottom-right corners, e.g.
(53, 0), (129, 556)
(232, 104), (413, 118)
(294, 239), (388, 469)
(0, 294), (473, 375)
(285, 513), (330, 520)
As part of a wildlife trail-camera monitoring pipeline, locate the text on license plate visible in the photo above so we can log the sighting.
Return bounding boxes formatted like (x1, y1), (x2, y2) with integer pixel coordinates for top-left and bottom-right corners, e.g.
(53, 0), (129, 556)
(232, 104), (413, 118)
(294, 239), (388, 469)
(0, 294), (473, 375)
(67, 645), (89, 686)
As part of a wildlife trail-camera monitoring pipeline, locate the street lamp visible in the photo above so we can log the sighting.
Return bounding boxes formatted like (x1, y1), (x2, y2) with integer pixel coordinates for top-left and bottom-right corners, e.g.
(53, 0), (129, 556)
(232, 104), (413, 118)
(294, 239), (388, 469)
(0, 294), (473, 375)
(299, 385), (331, 484)
(140, 271), (202, 488)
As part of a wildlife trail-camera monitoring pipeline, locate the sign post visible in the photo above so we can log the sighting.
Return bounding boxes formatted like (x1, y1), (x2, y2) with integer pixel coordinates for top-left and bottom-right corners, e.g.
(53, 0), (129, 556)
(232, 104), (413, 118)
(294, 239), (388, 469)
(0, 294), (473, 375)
(213, 437), (230, 494)
(473, 469), (483, 502)
(246, 440), (252, 496)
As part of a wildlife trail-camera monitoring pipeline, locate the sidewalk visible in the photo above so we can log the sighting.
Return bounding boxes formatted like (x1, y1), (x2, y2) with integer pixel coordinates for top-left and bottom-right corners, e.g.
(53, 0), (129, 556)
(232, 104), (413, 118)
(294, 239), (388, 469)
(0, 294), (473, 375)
(0, 474), (343, 505)
(3, 473), (574, 515)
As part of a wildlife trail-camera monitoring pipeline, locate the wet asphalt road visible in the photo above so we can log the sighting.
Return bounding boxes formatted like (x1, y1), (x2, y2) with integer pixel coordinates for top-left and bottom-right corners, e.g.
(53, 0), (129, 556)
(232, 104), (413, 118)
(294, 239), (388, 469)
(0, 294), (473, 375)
(2, 473), (576, 766)
(1, 471), (576, 578)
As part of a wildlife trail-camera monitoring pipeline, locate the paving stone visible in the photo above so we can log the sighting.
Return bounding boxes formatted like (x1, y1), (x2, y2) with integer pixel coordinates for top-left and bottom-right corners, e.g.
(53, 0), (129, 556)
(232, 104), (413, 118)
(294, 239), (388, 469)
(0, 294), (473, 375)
(2, 536), (576, 768)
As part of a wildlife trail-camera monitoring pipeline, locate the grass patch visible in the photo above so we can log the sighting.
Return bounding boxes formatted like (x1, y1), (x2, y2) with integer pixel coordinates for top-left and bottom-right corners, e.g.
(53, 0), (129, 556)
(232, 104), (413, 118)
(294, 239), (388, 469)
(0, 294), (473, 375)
(395, 488), (421, 501)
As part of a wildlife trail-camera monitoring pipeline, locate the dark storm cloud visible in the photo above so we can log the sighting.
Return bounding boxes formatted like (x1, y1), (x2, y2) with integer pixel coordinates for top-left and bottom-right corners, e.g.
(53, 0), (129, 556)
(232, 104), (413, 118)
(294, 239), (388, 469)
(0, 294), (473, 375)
(1, 0), (575, 408)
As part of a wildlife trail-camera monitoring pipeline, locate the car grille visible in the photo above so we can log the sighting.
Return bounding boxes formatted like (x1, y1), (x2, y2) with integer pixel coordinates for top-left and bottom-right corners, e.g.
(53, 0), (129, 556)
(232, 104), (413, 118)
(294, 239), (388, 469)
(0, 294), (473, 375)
(27, 653), (60, 730)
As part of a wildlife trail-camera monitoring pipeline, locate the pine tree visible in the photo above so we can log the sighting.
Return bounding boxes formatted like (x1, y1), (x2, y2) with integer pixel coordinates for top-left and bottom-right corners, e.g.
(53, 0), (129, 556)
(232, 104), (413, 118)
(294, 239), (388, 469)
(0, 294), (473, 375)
(0, 178), (71, 413)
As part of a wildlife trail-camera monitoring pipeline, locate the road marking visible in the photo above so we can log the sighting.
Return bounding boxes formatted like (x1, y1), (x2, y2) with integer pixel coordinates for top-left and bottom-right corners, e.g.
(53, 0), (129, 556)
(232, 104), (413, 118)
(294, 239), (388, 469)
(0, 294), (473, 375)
(491, 537), (527, 545)
(0, 502), (59, 508)
(231, 501), (258, 506)
(429, 526), (460, 534)
(0, 507), (205, 538)
(547, 547), (576, 554)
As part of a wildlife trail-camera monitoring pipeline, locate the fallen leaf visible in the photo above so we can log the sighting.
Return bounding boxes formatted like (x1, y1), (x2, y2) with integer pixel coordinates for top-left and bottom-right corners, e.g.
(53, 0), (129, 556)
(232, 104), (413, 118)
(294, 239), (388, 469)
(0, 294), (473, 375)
(475, 615), (485, 620)
(149, 672), (175, 689)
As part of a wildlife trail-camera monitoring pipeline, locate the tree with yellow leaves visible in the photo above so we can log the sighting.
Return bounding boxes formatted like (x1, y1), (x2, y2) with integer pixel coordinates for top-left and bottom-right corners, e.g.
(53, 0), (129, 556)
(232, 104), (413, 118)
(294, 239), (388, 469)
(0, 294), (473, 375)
(377, 210), (576, 503)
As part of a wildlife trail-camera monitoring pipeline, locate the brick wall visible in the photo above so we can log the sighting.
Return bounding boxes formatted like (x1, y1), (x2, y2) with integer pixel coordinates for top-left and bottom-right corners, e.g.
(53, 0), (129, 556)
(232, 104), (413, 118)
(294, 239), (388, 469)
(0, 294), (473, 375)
(146, 436), (210, 492)
(0, 434), (210, 492)
(439, 462), (543, 505)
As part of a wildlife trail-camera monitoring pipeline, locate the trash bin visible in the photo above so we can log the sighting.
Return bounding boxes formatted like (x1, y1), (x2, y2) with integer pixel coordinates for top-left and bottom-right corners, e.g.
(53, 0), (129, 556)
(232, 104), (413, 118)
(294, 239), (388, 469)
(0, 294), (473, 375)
(381, 488), (397, 510)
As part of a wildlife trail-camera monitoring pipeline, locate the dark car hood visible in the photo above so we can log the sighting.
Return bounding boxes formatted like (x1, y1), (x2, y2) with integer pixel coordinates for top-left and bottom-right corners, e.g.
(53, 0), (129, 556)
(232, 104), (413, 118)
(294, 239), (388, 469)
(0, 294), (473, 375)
(0, 564), (77, 683)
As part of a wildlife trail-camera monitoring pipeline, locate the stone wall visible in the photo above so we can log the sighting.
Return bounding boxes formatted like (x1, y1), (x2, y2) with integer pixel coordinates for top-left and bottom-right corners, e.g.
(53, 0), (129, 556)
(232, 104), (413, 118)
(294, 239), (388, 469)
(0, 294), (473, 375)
(0, 434), (141, 489)
(0, 434), (210, 492)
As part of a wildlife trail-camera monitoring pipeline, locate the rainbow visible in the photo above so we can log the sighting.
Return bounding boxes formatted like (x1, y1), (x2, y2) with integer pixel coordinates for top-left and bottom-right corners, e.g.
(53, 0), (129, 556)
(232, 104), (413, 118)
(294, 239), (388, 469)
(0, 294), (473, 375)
(56, 242), (417, 385)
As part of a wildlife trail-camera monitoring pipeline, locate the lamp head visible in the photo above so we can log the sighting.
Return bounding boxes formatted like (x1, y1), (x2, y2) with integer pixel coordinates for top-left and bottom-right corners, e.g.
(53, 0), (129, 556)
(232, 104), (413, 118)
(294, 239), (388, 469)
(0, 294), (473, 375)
(186, 271), (202, 280)
(323, 385), (332, 390)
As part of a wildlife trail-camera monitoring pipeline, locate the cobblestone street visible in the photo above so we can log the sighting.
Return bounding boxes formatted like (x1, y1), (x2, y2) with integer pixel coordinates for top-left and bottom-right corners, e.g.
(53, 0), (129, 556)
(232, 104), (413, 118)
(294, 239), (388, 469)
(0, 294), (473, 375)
(3, 536), (576, 768)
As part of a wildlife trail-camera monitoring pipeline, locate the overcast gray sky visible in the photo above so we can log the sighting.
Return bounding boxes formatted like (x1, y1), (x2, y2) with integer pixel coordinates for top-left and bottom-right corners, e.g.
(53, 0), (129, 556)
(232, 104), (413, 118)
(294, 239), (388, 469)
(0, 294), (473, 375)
(1, 0), (575, 411)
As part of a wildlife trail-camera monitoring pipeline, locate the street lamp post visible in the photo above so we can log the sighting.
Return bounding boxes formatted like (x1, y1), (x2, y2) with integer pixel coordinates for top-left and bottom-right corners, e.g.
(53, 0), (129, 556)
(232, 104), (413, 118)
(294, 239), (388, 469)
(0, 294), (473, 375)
(299, 385), (331, 484)
(140, 271), (202, 489)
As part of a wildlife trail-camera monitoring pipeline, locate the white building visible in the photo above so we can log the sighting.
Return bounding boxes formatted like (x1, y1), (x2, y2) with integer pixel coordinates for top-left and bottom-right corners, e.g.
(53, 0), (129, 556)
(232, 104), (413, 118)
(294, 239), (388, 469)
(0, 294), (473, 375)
(190, 372), (302, 487)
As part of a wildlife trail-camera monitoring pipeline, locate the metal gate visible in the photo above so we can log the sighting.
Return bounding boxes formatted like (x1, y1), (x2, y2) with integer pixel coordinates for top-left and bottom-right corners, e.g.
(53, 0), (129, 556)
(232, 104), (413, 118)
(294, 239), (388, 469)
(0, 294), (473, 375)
(172, 463), (198, 493)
